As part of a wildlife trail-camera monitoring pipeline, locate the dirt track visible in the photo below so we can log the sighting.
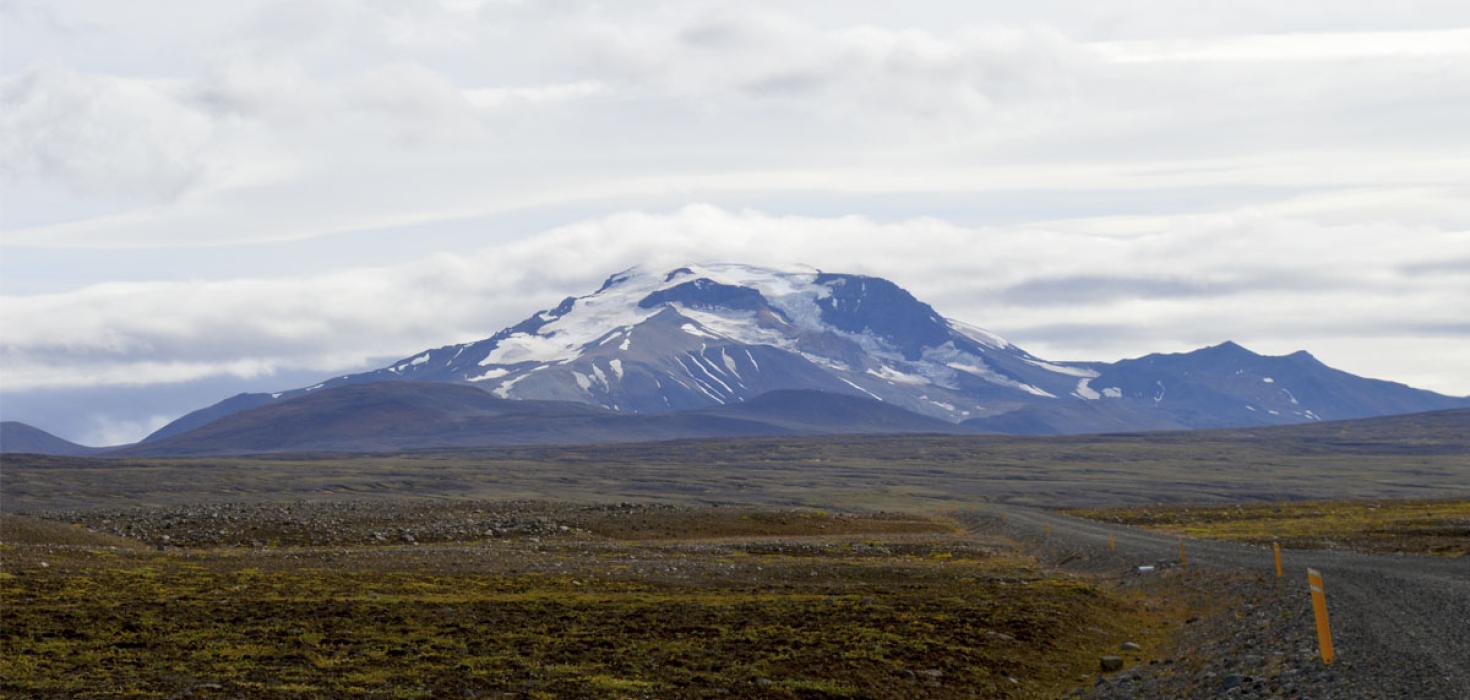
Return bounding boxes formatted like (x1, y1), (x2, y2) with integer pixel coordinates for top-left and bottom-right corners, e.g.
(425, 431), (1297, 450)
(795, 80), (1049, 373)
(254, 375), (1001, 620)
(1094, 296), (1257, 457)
(959, 506), (1470, 699)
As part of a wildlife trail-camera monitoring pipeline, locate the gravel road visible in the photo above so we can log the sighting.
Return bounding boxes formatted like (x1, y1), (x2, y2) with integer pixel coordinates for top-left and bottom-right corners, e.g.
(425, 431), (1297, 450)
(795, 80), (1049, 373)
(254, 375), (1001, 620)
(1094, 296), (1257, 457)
(958, 506), (1470, 699)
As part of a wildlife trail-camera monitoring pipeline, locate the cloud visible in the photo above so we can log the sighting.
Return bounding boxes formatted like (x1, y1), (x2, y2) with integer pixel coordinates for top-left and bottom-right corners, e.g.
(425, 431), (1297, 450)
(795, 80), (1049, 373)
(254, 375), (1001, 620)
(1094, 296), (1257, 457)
(0, 67), (220, 199)
(3, 204), (1468, 395)
(462, 81), (609, 110)
(1400, 257), (1470, 276)
(998, 276), (1228, 305)
(568, 11), (1090, 129)
(82, 413), (174, 447)
(6, 4), (1467, 248)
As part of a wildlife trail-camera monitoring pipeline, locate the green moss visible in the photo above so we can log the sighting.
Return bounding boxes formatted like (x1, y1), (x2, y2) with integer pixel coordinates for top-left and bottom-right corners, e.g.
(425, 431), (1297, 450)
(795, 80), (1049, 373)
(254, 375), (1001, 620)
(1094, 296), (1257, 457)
(2, 511), (1172, 699)
(1071, 498), (1470, 557)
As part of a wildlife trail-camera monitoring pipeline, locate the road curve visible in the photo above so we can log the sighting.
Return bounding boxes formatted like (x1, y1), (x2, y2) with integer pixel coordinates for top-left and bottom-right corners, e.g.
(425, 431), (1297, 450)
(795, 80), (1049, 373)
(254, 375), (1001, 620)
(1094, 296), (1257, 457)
(957, 505), (1470, 699)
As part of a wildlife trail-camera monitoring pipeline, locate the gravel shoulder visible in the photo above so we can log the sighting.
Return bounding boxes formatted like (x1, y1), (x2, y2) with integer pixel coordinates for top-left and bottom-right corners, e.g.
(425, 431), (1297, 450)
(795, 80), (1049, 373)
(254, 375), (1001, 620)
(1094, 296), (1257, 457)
(957, 506), (1470, 699)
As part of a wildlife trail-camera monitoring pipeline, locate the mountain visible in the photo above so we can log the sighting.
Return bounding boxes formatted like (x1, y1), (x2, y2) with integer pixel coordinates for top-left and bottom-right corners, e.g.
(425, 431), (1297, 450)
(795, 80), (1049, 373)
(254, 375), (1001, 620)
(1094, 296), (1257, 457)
(964, 341), (1470, 435)
(142, 263), (1470, 444)
(144, 392), (279, 443)
(143, 263), (1095, 441)
(0, 422), (98, 456)
(123, 383), (963, 456)
(692, 389), (965, 435)
(1088, 341), (1467, 424)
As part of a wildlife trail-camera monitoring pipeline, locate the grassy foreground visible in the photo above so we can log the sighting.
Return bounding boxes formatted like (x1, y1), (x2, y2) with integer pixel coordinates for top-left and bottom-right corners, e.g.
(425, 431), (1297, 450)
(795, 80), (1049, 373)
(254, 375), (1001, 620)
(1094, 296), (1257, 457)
(1069, 498), (1470, 557)
(2, 504), (1178, 698)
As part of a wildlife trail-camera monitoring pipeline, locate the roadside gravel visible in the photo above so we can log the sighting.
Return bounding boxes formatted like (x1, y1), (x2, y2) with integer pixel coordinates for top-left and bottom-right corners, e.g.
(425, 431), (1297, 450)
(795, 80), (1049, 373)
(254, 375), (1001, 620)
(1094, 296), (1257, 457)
(957, 506), (1470, 699)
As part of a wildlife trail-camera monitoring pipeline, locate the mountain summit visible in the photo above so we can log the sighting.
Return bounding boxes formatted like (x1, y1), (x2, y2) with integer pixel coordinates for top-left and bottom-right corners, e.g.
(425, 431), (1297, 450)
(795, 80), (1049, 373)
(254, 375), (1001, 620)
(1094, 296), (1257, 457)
(143, 263), (1469, 444)
(307, 263), (1074, 420)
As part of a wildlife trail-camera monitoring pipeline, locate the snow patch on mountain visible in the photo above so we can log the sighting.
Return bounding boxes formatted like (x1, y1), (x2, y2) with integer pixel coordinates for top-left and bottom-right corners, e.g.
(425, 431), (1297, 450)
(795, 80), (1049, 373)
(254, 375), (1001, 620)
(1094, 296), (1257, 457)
(1074, 378), (1101, 400)
(1024, 358), (1098, 378)
(467, 368), (509, 382)
(868, 365), (931, 385)
(836, 378), (880, 400)
(949, 320), (1010, 349)
(681, 323), (719, 339)
(946, 359), (1055, 398)
(481, 332), (575, 366)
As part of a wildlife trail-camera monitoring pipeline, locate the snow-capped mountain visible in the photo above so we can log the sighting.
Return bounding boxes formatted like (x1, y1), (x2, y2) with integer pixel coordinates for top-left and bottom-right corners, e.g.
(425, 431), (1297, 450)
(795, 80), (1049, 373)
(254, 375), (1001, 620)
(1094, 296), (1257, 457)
(269, 263), (1083, 421)
(144, 263), (1470, 443)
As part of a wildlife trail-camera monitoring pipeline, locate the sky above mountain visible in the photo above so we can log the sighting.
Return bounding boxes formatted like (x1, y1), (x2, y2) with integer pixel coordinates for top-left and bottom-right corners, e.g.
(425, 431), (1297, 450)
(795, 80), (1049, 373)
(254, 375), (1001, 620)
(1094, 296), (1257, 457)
(3, 1), (1469, 444)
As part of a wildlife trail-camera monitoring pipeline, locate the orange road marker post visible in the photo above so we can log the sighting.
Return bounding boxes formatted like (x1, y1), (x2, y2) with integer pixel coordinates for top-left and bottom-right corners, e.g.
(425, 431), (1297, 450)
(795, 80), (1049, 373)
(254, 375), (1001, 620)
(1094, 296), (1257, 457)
(1307, 568), (1335, 665)
(1108, 534), (1116, 552)
(1273, 542), (1283, 578)
(1043, 523), (1051, 537)
(1179, 538), (1188, 572)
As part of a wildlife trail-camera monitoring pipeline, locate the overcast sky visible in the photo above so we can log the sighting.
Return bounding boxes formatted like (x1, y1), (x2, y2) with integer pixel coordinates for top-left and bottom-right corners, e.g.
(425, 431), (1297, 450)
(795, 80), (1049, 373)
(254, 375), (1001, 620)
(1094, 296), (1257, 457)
(3, 0), (1469, 444)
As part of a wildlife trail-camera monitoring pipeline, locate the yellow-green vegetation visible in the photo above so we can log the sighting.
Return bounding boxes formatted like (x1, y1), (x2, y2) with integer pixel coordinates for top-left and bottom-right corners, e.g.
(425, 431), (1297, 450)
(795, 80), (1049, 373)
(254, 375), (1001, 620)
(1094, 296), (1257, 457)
(2, 508), (1179, 698)
(0, 514), (148, 549)
(1070, 498), (1470, 557)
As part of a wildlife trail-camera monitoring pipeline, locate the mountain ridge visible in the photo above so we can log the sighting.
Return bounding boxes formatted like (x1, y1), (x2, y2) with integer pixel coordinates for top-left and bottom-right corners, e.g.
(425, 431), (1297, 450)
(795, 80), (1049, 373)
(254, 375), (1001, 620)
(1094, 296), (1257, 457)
(130, 263), (1466, 445)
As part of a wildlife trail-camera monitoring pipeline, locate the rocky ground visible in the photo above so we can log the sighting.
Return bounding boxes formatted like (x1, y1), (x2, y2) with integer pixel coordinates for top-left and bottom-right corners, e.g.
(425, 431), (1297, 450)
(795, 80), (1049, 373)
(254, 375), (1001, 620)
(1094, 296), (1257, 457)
(47, 500), (645, 548)
(1081, 570), (1348, 699)
(959, 507), (1470, 700)
(43, 500), (942, 549)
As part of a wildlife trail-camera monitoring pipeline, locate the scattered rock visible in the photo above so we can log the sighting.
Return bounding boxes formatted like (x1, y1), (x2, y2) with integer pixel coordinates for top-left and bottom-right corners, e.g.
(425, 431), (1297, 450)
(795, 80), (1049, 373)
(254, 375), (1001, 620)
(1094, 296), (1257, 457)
(45, 500), (681, 549)
(1100, 656), (1125, 672)
(1121, 642), (1142, 652)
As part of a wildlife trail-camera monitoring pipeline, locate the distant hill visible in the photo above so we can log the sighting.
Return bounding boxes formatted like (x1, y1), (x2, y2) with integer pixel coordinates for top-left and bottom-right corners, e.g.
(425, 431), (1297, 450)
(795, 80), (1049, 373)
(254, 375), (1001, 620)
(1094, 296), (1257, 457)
(0, 422), (98, 456)
(119, 383), (964, 456)
(1179, 406), (1470, 454)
